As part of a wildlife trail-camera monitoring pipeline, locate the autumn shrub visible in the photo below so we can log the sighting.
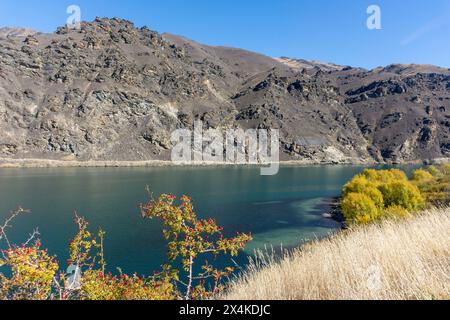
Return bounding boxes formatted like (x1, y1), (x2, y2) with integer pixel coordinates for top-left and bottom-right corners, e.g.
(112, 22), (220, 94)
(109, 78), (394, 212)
(341, 193), (380, 225)
(68, 215), (176, 300)
(0, 193), (252, 300)
(361, 168), (407, 183)
(343, 176), (384, 209)
(0, 242), (58, 300)
(378, 181), (424, 212)
(412, 169), (434, 183)
(80, 270), (174, 300)
(411, 164), (450, 205)
(341, 168), (426, 225)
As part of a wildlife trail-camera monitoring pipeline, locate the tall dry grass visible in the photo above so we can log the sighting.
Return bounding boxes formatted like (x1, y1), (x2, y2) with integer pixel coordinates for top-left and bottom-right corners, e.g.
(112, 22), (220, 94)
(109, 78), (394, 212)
(225, 207), (450, 300)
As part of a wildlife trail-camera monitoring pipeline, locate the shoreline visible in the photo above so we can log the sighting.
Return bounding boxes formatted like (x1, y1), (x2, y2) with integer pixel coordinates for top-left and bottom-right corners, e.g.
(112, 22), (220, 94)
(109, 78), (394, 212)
(0, 158), (374, 168)
(327, 196), (346, 227)
(0, 157), (442, 169)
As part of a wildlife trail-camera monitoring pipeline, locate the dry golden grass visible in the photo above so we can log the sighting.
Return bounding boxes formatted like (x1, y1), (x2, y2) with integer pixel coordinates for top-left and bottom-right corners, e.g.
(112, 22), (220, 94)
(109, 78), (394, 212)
(225, 207), (450, 300)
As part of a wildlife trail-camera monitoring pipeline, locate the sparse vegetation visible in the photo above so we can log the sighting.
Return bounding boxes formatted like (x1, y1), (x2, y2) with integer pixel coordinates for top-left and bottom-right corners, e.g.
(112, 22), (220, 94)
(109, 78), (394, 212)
(225, 207), (450, 300)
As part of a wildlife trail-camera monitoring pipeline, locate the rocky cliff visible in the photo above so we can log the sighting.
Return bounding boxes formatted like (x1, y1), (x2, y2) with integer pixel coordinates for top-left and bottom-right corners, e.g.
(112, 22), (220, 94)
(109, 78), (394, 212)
(0, 18), (449, 164)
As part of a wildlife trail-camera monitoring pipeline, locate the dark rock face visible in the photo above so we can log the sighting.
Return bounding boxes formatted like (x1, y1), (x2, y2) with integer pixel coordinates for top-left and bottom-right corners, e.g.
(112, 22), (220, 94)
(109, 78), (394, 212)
(0, 18), (449, 163)
(339, 66), (450, 163)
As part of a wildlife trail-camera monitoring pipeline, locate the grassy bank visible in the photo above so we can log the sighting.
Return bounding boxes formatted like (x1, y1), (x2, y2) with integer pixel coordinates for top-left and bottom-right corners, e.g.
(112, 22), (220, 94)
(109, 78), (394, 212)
(224, 207), (450, 300)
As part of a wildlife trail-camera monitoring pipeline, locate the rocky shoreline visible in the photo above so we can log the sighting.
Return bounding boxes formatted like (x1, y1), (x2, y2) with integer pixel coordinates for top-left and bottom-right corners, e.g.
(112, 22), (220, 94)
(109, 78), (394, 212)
(0, 158), (373, 168)
(1, 157), (446, 169)
(327, 197), (346, 228)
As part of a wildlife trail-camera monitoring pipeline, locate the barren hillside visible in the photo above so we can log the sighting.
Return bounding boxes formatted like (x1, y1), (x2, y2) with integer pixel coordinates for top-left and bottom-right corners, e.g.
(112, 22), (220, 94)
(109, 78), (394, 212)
(0, 17), (449, 164)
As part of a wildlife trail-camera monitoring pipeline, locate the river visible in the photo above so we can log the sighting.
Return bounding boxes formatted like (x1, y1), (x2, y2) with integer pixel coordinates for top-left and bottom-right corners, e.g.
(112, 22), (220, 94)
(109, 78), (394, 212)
(0, 165), (396, 275)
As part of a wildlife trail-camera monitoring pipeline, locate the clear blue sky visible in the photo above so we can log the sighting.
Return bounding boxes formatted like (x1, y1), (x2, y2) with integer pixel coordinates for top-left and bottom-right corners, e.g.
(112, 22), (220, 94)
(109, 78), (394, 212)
(1, 0), (449, 69)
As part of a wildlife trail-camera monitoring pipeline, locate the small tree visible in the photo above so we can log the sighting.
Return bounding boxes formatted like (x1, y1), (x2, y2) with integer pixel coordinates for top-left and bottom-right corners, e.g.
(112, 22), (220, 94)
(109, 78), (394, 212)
(140, 194), (252, 300)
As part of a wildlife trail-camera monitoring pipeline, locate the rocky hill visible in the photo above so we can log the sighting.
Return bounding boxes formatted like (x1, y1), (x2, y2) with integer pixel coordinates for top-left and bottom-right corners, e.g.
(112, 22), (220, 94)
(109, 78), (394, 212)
(0, 17), (449, 164)
(0, 27), (37, 39)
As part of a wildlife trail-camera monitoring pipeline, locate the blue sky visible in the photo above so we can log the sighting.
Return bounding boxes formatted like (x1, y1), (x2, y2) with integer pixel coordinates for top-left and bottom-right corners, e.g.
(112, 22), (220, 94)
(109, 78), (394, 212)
(1, 0), (450, 69)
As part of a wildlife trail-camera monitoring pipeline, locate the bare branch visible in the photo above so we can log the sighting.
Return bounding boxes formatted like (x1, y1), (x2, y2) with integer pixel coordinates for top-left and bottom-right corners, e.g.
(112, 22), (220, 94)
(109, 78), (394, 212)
(24, 228), (40, 247)
(0, 207), (30, 249)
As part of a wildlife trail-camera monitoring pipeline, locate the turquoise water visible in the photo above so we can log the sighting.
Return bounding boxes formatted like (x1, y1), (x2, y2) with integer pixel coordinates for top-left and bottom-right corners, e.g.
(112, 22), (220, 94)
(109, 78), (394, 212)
(0, 165), (372, 275)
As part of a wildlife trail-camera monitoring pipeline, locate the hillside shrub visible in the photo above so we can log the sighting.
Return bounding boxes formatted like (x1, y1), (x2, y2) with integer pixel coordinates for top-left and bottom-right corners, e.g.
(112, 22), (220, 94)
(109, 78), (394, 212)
(427, 165), (440, 177)
(341, 168), (427, 225)
(378, 181), (424, 212)
(412, 169), (434, 182)
(413, 164), (450, 204)
(361, 168), (407, 183)
(343, 176), (384, 209)
(341, 193), (380, 225)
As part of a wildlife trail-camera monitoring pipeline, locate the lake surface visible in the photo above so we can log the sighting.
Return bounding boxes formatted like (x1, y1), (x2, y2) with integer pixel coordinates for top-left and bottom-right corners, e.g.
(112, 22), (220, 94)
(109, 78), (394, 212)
(0, 165), (374, 275)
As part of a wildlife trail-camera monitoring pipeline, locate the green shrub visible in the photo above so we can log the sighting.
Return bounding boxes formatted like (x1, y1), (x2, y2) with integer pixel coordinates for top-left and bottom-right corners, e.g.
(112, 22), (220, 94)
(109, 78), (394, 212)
(427, 165), (440, 177)
(378, 181), (424, 212)
(410, 164), (449, 205)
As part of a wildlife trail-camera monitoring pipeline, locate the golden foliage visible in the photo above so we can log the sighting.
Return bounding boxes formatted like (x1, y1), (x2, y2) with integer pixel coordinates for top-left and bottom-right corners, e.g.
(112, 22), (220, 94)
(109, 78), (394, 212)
(342, 193), (380, 224)
(341, 168), (426, 225)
